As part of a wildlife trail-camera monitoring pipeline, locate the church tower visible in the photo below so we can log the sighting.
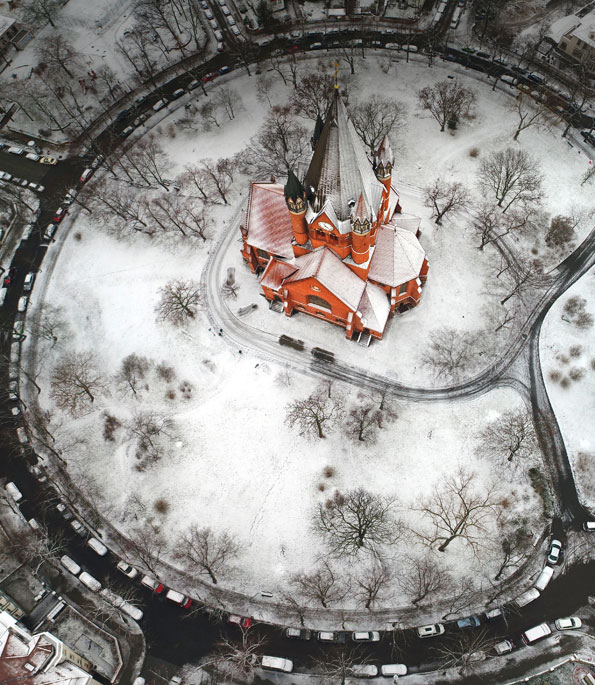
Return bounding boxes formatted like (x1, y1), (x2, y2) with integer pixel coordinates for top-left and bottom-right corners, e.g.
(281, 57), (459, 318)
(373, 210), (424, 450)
(284, 169), (309, 246)
(375, 136), (393, 221)
(350, 193), (371, 265)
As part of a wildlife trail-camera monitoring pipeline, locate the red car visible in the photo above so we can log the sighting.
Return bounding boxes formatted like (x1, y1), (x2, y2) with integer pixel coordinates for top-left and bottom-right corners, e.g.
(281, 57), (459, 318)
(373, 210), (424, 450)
(53, 207), (66, 223)
(201, 72), (216, 83)
(228, 614), (252, 628)
(2, 267), (15, 287)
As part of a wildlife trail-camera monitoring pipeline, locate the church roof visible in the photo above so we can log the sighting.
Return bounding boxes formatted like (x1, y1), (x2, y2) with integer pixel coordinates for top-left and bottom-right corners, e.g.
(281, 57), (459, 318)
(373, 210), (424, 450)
(245, 182), (294, 259)
(304, 91), (384, 223)
(260, 258), (297, 290)
(285, 247), (366, 311)
(359, 282), (390, 334)
(369, 224), (426, 287)
(284, 169), (305, 203)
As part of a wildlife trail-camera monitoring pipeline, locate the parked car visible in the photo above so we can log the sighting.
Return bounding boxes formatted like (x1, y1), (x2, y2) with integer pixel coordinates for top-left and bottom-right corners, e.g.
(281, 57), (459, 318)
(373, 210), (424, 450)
(7, 146), (25, 155)
(25, 152), (40, 162)
(43, 223), (57, 242)
(317, 631), (346, 643)
(79, 571), (102, 592)
(90, 155), (104, 169)
(581, 130), (595, 147)
(117, 561), (139, 579)
(53, 207), (66, 223)
(417, 624), (445, 638)
(494, 639), (514, 655)
(120, 126), (134, 138)
(165, 589), (192, 608)
(534, 565), (554, 591)
(527, 72), (545, 85)
(28, 182), (45, 192)
(285, 627), (311, 639)
(381, 664), (408, 677)
(352, 631), (380, 642)
(152, 98), (169, 111)
(187, 79), (200, 90)
(87, 537), (108, 556)
(5, 481), (23, 501)
(228, 614), (252, 628)
(457, 616), (481, 629)
(60, 555), (81, 576)
(201, 72), (216, 83)
(140, 575), (164, 593)
(56, 502), (74, 521)
(514, 587), (540, 607)
(231, 25), (241, 36)
(70, 519), (87, 537)
(0, 171), (12, 181)
(261, 655), (293, 673)
(17, 296), (29, 312)
(23, 272), (35, 291)
(3, 267), (16, 287)
(485, 607), (503, 621)
(554, 617), (582, 630)
(80, 168), (94, 184)
(584, 521), (595, 531)
(171, 88), (185, 99)
(547, 539), (562, 565)
(222, 5), (231, 14)
(133, 113), (149, 126)
(521, 622), (551, 645)
(218, 65), (231, 75)
(40, 156), (58, 165)
(350, 664), (378, 677)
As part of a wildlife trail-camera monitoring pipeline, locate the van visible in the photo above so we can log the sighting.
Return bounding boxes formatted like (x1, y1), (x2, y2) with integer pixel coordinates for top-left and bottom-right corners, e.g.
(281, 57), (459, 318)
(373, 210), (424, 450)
(350, 664), (378, 677)
(514, 587), (540, 607)
(87, 537), (108, 556)
(261, 655), (293, 673)
(380, 664), (408, 676)
(534, 565), (554, 591)
(79, 571), (102, 592)
(5, 482), (23, 501)
(60, 555), (81, 576)
(522, 622), (551, 645)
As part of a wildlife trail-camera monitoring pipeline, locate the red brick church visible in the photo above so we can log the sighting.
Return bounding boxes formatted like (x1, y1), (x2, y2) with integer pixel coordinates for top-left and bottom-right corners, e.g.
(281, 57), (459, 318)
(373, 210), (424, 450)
(239, 90), (429, 344)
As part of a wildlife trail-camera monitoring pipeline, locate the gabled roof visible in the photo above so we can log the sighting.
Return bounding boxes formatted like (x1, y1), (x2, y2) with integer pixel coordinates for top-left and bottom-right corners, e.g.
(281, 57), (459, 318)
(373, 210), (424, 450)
(304, 91), (384, 222)
(285, 247), (366, 311)
(260, 258), (298, 290)
(245, 182), (294, 259)
(359, 282), (390, 334)
(369, 224), (426, 287)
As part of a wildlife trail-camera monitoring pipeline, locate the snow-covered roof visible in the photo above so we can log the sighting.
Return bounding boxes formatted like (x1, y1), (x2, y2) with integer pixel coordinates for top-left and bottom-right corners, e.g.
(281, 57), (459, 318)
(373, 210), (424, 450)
(304, 91), (384, 222)
(286, 247), (366, 311)
(260, 258), (297, 290)
(548, 14), (581, 42)
(358, 282), (390, 334)
(245, 182), (294, 259)
(0, 15), (15, 37)
(369, 224), (426, 287)
(573, 11), (595, 47)
(389, 211), (421, 234)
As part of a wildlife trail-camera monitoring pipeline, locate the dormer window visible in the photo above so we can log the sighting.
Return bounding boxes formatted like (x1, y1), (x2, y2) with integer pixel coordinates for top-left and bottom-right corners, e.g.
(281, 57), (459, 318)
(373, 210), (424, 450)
(348, 198), (356, 208)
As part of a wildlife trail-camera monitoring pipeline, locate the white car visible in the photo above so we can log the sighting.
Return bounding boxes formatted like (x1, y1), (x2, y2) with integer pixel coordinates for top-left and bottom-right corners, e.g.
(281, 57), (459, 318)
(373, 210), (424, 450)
(70, 519), (87, 537)
(117, 561), (139, 579)
(547, 539), (562, 565)
(17, 295), (29, 312)
(23, 273), (35, 291)
(352, 631), (380, 642)
(87, 537), (108, 556)
(417, 623), (445, 638)
(554, 617), (582, 630)
(28, 182), (45, 192)
(5, 481), (23, 501)
(25, 152), (40, 162)
(152, 99), (168, 112)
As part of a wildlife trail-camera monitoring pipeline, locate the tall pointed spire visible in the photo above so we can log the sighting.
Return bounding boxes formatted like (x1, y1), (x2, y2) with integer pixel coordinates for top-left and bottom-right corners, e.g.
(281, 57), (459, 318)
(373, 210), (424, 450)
(311, 114), (324, 150)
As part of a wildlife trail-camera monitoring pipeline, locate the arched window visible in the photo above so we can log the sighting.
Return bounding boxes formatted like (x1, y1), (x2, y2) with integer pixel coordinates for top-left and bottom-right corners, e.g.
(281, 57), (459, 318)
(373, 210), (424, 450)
(307, 294), (332, 312)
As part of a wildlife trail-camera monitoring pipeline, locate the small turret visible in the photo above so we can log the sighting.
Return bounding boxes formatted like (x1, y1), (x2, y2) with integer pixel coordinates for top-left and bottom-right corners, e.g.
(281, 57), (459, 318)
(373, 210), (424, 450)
(375, 136), (394, 182)
(284, 170), (309, 246)
(350, 193), (371, 264)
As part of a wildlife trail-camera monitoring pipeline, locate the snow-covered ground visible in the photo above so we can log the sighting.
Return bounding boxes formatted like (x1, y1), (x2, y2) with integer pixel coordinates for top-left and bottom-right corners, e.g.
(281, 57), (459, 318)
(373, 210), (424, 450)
(24, 55), (593, 605)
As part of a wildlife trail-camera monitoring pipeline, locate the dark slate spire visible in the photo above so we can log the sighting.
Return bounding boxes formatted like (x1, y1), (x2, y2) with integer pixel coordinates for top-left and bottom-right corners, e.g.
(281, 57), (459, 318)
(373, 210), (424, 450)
(311, 114), (324, 149)
(284, 169), (305, 203)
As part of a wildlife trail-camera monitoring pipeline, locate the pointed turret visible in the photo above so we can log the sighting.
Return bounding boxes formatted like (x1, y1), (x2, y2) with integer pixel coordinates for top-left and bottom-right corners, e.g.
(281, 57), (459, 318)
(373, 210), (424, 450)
(350, 192), (371, 264)
(284, 170), (309, 246)
(375, 136), (394, 182)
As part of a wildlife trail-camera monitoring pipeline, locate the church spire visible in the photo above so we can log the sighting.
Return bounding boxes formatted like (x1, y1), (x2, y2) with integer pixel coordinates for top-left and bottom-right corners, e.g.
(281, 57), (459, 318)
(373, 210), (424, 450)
(284, 170), (309, 246)
(311, 114), (324, 150)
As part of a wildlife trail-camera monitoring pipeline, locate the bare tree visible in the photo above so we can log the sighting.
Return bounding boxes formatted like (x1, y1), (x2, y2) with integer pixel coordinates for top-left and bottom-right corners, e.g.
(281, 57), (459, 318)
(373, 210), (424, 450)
(127, 521), (168, 577)
(36, 34), (83, 80)
(21, 0), (63, 28)
(126, 410), (174, 469)
(491, 515), (534, 581)
(421, 327), (483, 382)
(477, 407), (537, 465)
(285, 387), (344, 440)
(352, 560), (392, 609)
(415, 467), (499, 553)
(116, 354), (150, 397)
(290, 559), (349, 608)
(350, 96), (406, 157)
(311, 645), (370, 685)
(345, 401), (383, 443)
(497, 256), (543, 306)
(211, 626), (267, 680)
(7, 524), (67, 574)
(418, 80), (475, 132)
(174, 525), (241, 584)
(239, 105), (310, 177)
(315, 488), (401, 557)
(50, 352), (107, 415)
(155, 279), (200, 326)
(509, 93), (556, 141)
(398, 554), (452, 605)
(478, 148), (542, 213)
(424, 179), (469, 226)
(26, 304), (70, 348)
(291, 72), (335, 121)
(432, 629), (496, 676)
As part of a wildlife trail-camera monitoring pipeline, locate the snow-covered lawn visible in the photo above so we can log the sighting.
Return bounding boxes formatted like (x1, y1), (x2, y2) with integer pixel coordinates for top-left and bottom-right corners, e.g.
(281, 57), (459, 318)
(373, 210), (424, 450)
(25, 55), (592, 607)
